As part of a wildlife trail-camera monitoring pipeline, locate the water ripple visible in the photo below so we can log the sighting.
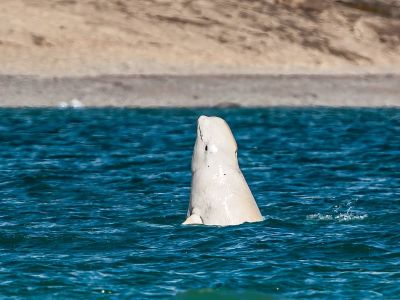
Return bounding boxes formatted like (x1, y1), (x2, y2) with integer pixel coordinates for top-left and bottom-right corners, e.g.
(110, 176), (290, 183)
(0, 108), (399, 299)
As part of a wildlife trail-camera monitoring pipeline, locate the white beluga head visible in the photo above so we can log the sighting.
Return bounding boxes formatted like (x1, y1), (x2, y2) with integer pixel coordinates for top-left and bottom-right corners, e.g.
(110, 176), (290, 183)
(183, 115), (263, 226)
(192, 116), (238, 173)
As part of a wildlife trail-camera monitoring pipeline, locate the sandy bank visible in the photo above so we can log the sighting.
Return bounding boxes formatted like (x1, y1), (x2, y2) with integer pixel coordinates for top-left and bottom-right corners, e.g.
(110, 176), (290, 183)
(1, 0), (400, 76)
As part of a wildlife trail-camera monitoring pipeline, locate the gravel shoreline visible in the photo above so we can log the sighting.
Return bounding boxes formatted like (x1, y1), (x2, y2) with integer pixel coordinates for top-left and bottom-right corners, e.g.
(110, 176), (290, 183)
(1, 74), (399, 108)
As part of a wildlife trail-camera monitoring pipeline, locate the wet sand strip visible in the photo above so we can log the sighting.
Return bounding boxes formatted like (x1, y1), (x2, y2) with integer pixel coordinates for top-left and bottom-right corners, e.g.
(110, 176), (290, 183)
(0, 74), (399, 107)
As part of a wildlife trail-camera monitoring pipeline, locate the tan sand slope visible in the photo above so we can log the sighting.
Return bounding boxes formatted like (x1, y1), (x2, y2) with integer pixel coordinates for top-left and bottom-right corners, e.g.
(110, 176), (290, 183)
(0, 0), (400, 76)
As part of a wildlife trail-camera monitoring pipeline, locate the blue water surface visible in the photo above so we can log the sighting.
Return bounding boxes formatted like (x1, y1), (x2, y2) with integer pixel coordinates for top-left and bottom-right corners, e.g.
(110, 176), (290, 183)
(0, 108), (399, 299)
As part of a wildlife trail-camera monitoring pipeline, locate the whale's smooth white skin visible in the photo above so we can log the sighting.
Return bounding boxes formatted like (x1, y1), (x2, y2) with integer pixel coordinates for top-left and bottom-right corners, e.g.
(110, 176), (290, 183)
(183, 115), (263, 226)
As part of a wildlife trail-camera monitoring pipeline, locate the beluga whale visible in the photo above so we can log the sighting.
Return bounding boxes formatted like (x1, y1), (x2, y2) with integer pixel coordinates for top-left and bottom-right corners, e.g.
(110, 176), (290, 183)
(183, 115), (263, 226)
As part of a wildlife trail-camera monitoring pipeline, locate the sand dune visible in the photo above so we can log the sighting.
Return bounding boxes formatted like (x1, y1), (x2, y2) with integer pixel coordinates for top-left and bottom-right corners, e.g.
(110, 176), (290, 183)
(1, 0), (400, 76)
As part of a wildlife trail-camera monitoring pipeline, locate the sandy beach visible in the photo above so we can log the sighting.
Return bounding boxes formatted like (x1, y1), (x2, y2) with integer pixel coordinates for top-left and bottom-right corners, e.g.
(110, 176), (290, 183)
(1, 0), (400, 107)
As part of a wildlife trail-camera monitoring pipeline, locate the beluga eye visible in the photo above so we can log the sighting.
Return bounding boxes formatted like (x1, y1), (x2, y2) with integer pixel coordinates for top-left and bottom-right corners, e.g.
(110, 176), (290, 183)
(205, 145), (208, 151)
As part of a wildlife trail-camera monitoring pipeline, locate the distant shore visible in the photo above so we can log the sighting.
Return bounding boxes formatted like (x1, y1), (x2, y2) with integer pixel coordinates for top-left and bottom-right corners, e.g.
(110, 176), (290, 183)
(2, 0), (400, 108)
(0, 74), (399, 108)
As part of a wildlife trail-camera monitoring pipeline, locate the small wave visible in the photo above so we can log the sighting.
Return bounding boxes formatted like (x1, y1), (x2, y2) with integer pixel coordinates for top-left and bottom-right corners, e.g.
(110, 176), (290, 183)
(135, 221), (174, 229)
(58, 98), (84, 109)
(58, 101), (69, 108)
(307, 213), (333, 221)
(335, 212), (368, 222)
(307, 212), (368, 222)
(71, 98), (84, 108)
(307, 198), (368, 222)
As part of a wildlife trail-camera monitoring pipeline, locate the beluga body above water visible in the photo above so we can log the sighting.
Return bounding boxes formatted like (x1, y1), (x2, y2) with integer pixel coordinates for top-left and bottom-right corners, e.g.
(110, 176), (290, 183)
(183, 115), (263, 226)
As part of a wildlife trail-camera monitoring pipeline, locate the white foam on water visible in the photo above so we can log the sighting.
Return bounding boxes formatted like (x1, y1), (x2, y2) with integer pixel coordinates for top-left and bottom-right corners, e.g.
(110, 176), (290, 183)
(70, 98), (84, 108)
(307, 198), (368, 222)
(58, 101), (69, 108)
(58, 99), (84, 108)
(307, 212), (368, 222)
(306, 213), (333, 221)
(335, 212), (368, 222)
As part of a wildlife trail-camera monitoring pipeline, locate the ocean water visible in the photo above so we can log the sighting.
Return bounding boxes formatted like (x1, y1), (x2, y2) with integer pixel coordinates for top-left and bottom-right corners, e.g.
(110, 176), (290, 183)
(0, 108), (399, 299)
